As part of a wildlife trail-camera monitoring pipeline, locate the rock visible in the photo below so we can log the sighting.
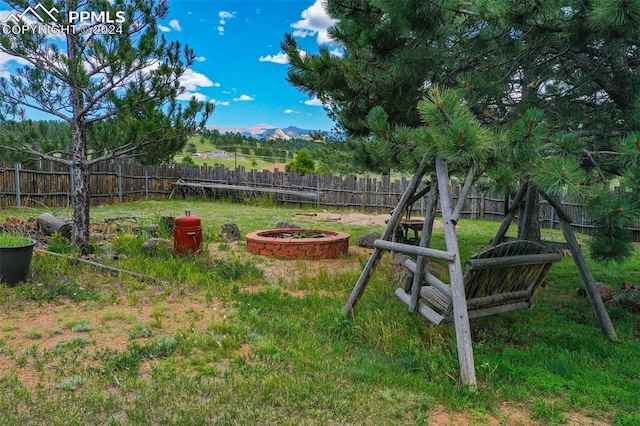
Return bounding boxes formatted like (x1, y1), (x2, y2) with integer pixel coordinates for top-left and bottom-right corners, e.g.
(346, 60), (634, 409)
(621, 281), (636, 291)
(357, 231), (381, 248)
(275, 221), (300, 229)
(613, 286), (640, 312)
(141, 238), (170, 254)
(220, 222), (241, 242)
(597, 282), (616, 302)
(576, 282), (615, 302)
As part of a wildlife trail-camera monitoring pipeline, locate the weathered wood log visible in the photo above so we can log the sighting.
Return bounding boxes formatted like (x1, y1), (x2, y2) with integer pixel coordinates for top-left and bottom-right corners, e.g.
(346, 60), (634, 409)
(436, 155), (476, 387)
(36, 213), (72, 238)
(42, 250), (170, 285)
(540, 190), (616, 340)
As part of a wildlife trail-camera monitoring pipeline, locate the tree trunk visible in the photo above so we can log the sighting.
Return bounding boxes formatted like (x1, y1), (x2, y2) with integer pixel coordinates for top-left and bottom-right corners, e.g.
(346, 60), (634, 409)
(518, 184), (541, 241)
(68, 31), (91, 255)
(71, 160), (90, 255)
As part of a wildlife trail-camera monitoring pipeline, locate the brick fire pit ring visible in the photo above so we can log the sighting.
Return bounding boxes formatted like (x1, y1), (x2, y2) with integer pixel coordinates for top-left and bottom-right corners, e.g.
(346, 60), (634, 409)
(245, 228), (350, 260)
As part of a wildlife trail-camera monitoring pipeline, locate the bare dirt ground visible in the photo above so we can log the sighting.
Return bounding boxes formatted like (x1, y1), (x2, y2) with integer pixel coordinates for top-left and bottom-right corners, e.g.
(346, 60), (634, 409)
(0, 288), (225, 391)
(292, 210), (444, 228)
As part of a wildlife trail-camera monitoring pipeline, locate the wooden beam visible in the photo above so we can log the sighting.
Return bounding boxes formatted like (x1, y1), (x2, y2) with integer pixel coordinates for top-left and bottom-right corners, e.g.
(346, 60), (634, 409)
(540, 191), (616, 340)
(492, 181), (529, 246)
(466, 253), (562, 270)
(410, 183), (440, 310)
(436, 155), (476, 387)
(402, 257), (452, 298)
(518, 183), (537, 240)
(394, 288), (445, 325)
(452, 165), (476, 223)
(342, 154), (432, 315)
(374, 239), (456, 261)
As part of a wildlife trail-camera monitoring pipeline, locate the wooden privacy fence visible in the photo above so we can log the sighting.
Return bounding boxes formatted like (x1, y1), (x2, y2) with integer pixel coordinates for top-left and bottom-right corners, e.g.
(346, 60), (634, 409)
(1, 160), (638, 240)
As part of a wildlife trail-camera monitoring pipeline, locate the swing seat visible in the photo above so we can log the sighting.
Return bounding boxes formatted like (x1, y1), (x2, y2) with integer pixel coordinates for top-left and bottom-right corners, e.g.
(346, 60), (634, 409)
(395, 240), (563, 325)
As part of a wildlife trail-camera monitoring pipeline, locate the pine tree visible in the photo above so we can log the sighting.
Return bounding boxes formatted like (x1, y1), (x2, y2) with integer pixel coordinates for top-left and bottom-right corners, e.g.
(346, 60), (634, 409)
(284, 0), (640, 261)
(0, 0), (213, 254)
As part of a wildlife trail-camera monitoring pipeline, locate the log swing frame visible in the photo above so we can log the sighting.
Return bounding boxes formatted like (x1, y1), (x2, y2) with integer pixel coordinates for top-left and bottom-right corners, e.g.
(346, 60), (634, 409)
(342, 154), (616, 387)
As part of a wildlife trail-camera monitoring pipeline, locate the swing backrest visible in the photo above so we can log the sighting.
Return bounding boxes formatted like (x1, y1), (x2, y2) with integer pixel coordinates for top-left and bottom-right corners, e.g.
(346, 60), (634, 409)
(452, 240), (563, 319)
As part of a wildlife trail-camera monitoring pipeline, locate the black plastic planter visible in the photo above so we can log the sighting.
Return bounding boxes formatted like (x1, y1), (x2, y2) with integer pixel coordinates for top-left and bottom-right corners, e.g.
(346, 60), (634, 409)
(0, 240), (36, 286)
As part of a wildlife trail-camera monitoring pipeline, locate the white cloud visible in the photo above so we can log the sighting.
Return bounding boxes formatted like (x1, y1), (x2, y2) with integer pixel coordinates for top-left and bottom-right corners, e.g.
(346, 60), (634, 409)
(158, 24), (171, 32)
(0, 51), (29, 79)
(258, 52), (288, 64)
(218, 10), (235, 35)
(284, 109), (298, 114)
(233, 94), (254, 101)
(179, 68), (215, 91)
(177, 91), (207, 102)
(211, 99), (230, 106)
(195, 56), (206, 62)
(291, 0), (337, 45)
(169, 19), (182, 32)
(304, 97), (323, 106)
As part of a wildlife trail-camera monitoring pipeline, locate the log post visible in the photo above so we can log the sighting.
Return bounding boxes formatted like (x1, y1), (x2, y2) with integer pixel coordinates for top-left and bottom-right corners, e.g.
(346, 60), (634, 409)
(436, 155), (476, 387)
(540, 191), (616, 340)
(36, 213), (72, 239)
(342, 154), (431, 315)
(410, 183), (439, 311)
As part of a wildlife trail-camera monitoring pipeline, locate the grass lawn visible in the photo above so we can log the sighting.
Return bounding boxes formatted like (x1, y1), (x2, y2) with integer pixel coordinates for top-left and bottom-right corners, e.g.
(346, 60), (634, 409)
(0, 199), (638, 425)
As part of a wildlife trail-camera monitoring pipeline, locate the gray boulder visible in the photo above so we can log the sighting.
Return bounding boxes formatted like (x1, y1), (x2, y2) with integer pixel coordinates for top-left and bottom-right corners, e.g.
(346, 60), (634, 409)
(358, 231), (381, 248)
(220, 222), (241, 242)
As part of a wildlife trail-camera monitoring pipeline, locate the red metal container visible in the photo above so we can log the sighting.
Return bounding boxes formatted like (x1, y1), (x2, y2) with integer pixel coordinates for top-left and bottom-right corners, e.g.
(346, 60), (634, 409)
(173, 211), (202, 255)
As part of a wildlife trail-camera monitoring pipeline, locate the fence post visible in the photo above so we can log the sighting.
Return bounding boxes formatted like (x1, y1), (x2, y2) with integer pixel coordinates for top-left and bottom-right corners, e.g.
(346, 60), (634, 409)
(118, 164), (123, 203)
(145, 169), (149, 200)
(316, 181), (320, 209)
(14, 163), (21, 207)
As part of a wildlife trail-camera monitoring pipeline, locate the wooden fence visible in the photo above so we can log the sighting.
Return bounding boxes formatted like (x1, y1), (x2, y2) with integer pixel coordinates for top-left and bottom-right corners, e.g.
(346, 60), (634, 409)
(1, 160), (638, 240)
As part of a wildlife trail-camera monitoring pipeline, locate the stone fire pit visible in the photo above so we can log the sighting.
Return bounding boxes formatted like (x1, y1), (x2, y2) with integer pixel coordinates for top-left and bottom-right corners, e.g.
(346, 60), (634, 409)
(245, 228), (350, 260)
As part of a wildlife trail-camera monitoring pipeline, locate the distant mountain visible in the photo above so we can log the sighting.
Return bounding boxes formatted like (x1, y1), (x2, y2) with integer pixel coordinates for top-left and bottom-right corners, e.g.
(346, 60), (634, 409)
(208, 123), (276, 138)
(264, 128), (291, 141)
(208, 124), (316, 140)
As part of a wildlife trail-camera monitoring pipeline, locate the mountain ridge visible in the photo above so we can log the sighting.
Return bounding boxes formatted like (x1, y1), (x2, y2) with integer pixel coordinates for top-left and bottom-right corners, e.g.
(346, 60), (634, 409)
(207, 124), (315, 139)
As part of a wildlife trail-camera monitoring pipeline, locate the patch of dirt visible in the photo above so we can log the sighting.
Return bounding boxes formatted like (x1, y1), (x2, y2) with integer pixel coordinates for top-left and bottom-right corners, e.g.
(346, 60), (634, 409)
(262, 162), (287, 172)
(0, 292), (226, 392)
(427, 403), (610, 426)
(209, 241), (374, 293)
(292, 211), (442, 228)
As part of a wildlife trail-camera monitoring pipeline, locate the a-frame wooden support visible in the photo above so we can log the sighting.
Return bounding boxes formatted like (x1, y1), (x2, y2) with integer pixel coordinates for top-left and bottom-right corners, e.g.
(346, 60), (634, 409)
(343, 155), (478, 386)
(492, 184), (616, 340)
(343, 155), (617, 387)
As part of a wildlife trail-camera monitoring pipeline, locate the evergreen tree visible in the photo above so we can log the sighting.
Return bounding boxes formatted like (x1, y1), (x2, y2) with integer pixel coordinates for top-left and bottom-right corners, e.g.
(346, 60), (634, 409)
(0, 0), (213, 254)
(283, 0), (640, 261)
(285, 148), (316, 175)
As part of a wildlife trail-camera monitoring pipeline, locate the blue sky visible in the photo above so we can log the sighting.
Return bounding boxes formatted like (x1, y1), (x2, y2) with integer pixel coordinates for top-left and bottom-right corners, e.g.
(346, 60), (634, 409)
(0, 0), (339, 132)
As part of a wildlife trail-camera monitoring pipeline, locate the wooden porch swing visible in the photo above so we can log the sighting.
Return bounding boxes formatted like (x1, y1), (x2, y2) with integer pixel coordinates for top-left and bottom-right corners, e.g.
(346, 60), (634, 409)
(395, 239), (562, 326)
(342, 154), (616, 387)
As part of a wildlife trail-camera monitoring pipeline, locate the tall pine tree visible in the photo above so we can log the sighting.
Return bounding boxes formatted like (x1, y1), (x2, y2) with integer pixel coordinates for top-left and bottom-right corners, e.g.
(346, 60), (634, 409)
(0, 0), (213, 254)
